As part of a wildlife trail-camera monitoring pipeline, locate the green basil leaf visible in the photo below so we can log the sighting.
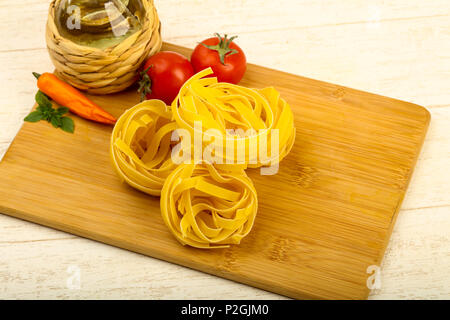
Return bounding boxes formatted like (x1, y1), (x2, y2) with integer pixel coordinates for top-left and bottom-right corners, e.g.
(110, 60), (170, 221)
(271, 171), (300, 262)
(60, 117), (74, 133)
(42, 110), (53, 121)
(24, 111), (43, 123)
(35, 90), (52, 108)
(57, 107), (70, 115)
(51, 116), (61, 128)
(35, 91), (52, 109)
(36, 105), (50, 115)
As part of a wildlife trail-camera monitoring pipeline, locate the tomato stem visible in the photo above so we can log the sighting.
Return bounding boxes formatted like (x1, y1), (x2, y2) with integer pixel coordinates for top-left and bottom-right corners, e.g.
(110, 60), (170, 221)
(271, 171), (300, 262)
(138, 65), (153, 102)
(200, 33), (239, 65)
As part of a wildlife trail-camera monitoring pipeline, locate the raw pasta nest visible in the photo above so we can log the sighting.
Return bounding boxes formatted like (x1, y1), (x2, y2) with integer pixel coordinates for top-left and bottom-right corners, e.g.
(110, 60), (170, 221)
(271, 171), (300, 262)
(171, 68), (296, 167)
(160, 163), (258, 249)
(110, 69), (296, 249)
(110, 99), (178, 196)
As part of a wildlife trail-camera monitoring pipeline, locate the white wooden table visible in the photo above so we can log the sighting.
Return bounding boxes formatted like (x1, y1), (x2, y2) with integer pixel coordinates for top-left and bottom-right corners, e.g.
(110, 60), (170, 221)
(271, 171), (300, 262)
(0, 0), (449, 299)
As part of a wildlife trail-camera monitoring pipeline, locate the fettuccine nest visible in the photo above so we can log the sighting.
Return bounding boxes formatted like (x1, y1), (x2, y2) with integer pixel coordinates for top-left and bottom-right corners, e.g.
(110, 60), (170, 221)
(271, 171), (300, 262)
(110, 68), (296, 249)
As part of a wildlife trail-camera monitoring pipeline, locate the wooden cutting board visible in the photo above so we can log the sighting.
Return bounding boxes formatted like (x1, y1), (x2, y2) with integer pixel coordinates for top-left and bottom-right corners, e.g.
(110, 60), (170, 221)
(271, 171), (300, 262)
(0, 43), (430, 300)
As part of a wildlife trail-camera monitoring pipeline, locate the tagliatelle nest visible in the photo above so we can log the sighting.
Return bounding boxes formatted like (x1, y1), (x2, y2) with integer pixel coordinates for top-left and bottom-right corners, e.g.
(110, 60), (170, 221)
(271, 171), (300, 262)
(110, 69), (297, 249)
(160, 163), (258, 249)
(110, 100), (178, 196)
(46, 0), (162, 94)
(171, 68), (296, 168)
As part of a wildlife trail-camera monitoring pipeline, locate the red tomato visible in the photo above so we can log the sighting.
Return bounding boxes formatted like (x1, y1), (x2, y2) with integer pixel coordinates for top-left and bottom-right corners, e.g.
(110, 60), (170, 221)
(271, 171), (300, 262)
(138, 51), (194, 105)
(191, 34), (246, 84)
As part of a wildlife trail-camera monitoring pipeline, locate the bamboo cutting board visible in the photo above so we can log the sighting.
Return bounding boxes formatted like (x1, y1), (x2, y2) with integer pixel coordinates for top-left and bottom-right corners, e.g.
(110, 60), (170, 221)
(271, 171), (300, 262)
(0, 43), (430, 300)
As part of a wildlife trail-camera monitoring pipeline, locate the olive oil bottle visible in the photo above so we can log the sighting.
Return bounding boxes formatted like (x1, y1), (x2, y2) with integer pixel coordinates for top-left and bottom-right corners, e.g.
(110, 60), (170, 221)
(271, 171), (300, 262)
(55, 0), (144, 49)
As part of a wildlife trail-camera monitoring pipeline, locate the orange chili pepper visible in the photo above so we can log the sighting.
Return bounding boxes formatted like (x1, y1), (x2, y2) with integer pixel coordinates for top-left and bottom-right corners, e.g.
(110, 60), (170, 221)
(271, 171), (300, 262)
(33, 72), (116, 125)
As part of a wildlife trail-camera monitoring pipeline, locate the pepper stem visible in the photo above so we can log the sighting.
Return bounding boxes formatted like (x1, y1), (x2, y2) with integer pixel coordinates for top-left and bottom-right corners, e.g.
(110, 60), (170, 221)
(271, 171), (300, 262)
(32, 72), (42, 80)
(200, 33), (239, 65)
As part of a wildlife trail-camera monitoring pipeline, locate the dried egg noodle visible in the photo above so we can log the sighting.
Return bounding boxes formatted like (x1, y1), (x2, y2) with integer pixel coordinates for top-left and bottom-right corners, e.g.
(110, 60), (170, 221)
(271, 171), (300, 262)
(110, 69), (296, 249)
(110, 99), (178, 196)
(171, 68), (296, 167)
(160, 163), (258, 249)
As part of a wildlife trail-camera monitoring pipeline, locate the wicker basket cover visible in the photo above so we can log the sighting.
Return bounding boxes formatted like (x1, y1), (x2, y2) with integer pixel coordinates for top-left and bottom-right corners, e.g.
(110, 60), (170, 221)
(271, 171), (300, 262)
(46, 0), (162, 94)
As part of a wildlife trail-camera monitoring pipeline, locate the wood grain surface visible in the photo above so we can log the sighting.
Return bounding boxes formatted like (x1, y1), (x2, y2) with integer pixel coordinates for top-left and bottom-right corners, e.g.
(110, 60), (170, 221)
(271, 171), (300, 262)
(0, 0), (449, 300)
(0, 42), (430, 299)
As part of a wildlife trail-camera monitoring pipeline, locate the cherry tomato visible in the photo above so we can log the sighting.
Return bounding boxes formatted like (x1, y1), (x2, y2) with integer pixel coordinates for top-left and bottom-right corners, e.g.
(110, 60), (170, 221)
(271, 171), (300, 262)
(138, 51), (194, 105)
(191, 33), (247, 84)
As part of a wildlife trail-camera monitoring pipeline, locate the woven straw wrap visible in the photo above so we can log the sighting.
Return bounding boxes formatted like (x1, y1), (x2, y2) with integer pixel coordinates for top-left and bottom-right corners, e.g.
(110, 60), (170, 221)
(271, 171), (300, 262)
(46, 0), (162, 94)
